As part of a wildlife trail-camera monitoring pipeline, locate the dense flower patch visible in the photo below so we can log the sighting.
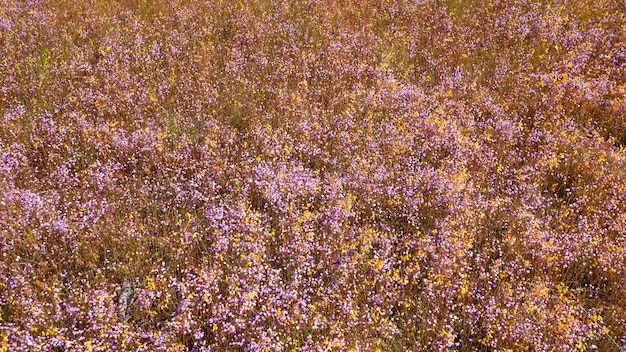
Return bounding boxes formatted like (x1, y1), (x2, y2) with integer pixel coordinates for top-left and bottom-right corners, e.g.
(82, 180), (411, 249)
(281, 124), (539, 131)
(1, 0), (625, 350)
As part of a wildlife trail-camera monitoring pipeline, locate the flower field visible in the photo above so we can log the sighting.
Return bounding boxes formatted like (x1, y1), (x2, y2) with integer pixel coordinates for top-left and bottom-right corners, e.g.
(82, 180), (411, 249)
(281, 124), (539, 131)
(1, 0), (625, 350)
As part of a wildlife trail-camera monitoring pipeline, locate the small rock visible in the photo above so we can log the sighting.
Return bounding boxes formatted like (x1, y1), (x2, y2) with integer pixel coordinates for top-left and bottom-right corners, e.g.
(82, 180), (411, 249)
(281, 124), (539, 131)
(117, 280), (136, 322)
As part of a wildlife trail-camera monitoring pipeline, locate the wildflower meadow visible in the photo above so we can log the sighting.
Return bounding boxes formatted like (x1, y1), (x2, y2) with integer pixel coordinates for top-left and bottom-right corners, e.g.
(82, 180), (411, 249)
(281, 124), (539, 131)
(1, 0), (625, 350)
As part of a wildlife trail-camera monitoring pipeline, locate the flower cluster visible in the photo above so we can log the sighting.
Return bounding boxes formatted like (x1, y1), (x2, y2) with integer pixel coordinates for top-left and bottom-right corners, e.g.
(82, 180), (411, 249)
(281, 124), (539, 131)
(1, 0), (624, 350)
